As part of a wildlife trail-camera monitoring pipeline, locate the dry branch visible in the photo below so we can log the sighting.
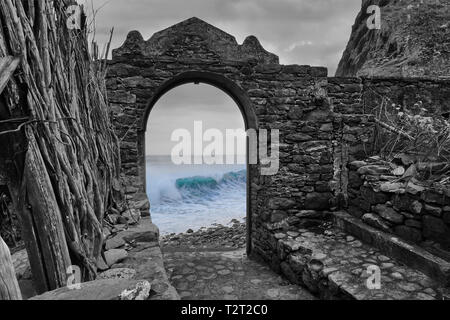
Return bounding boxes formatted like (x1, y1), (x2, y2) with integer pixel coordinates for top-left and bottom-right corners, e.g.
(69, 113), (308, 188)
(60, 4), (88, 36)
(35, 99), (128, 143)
(0, 236), (22, 300)
(0, 0), (122, 293)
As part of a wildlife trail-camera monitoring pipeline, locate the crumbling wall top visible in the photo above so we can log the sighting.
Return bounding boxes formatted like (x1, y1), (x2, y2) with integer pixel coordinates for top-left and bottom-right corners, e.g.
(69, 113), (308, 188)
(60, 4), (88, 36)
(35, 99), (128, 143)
(112, 17), (279, 64)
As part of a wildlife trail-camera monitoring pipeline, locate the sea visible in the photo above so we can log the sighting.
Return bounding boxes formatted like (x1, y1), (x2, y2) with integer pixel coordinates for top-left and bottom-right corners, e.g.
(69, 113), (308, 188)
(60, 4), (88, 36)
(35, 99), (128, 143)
(146, 155), (246, 235)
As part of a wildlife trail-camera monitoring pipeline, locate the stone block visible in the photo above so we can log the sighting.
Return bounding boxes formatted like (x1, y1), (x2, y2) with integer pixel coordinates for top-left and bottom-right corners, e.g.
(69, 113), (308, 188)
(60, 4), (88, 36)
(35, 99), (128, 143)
(304, 192), (332, 210)
(348, 171), (363, 189)
(268, 198), (296, 210)
(394, 226), (422, 243)
(423, 204), (443, 217)
(423, 216), (450, 246)
(104, 249), (128, 266)
(405, 219), (422, 229)
(362, 213), (392, 232)
(373, 204), (404, 224)
(361, 186), (390, 205)
(357, 165), (390, 176)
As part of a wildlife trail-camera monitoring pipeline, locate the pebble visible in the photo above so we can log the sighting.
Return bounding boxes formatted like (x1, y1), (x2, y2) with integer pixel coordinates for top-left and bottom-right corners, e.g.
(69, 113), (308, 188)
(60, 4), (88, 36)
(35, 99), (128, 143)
(218, 269), (231, 276)
(267, 289), (280, 298)
(222, 286), (234, 294)
(381, 263), (395, 269)
(377, 255), (390, 262)
(312, 252), (327, 260)
(287, 231), (299, 237)
(398, 282), (422, 292)
(390, 272), (404, 280)
(251, 279), (263, 285)
(180, 291), (192, 298)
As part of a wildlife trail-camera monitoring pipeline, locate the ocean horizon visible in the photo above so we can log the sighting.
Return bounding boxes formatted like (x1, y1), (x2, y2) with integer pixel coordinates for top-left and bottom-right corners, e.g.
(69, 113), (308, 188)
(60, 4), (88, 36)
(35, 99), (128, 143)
(146, 155), (247, 235)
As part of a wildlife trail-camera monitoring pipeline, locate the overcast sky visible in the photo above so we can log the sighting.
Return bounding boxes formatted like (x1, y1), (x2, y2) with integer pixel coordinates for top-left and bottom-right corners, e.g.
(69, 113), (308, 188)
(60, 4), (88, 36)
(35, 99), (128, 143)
(85, 0), (361, 156)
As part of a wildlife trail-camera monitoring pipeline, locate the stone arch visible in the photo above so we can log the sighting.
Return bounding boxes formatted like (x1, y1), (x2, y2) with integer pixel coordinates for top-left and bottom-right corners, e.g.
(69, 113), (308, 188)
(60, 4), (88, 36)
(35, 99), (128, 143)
(140, 71), (258, 253)
(106, 17), (332, 264)
(140, 71), (258, 132)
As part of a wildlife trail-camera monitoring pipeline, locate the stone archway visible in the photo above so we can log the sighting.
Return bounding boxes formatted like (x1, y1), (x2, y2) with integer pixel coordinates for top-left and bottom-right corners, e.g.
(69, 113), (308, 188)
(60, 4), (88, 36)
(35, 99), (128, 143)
(106, 17), (333, 265)
(141, 71), (258, 253)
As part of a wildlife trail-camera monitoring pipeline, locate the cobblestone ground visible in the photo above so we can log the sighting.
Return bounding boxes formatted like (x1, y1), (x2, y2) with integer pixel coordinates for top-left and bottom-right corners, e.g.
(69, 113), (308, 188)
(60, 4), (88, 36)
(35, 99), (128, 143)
(163, 249), (316, 300)
(276, 223), (445, 300)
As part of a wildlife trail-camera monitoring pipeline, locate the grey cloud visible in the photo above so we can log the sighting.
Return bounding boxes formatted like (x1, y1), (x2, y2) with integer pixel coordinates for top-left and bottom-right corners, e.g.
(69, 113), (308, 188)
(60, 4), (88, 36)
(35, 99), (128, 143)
(90, 0), (360, 73)
(85, 0), (362, 155)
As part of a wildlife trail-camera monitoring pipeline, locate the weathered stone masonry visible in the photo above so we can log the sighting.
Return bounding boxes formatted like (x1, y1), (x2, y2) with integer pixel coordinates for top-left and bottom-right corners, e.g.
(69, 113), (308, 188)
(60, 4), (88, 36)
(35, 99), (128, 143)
(106, 18), (333, 264)
(106, 18), (450, 272)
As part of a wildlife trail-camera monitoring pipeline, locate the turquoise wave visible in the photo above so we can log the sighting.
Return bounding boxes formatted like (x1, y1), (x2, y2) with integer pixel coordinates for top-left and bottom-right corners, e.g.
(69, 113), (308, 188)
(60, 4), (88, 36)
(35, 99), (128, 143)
(157, 169), (246, 203)
(175, 169), (246, 190)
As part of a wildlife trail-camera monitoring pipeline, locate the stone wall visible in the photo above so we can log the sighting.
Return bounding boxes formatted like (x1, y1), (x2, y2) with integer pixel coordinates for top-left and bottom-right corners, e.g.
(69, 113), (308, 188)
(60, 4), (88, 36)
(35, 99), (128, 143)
(328, 76), (450, 207)
(106, 18), (335, 266)
(348, 159), (450, 253)
(362, 77), (450, 116)
(106, 18), (450, 275)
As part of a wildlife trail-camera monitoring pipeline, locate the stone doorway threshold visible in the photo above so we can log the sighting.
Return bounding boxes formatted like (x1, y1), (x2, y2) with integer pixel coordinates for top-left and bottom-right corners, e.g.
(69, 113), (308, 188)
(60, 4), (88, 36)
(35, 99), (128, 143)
(163, 248), (316, 300)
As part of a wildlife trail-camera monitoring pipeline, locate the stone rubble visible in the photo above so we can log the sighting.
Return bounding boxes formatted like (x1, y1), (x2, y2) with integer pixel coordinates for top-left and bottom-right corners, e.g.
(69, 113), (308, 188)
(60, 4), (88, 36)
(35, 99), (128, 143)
(275, 222), (447, 300)
(161, 220), (246, 250)
(347, 156), (450, 260)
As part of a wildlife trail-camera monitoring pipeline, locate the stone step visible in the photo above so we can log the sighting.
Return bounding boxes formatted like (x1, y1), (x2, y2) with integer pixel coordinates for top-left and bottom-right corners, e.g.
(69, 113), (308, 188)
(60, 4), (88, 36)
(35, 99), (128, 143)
(276, 224), (447, 300)
(333, 211), (450, 285)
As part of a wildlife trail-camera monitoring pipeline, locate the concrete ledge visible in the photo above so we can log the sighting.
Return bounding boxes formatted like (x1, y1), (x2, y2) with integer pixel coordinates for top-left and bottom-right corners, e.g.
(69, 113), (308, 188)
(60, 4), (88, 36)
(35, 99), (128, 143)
(31, 218), (179, 300)
(31, 279), (141, 300)
(334, 211), (450, 285)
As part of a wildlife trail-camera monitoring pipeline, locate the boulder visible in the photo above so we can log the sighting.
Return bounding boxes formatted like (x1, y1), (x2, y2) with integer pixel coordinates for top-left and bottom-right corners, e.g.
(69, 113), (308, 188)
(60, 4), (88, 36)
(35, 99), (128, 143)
(122, 208), (141, 224)
(104, 249), (128, 266)
(393, 194), (420, 214)
(120, 220), (160, 243)
(106, 214), (121, 224)
(373, 204), (404, 224)
(134, 199), (150, 211)
(380, 182), (405, 193)
(304, 193), (332, 210)
(357, 165), (390, 176)
(361, 186), (390, 205)
(348, 171), (363, 189)
(423, 204), (442, 217)
(268, 198), (296, 210)
(119, 281), (152, 301)
(410, 201), (423, 215)
(394, 226), (422, 243)
(96, 256), (109, 272)
(422, 190), (447, 206)
(423, 216), (450, 246)
(295, 210), (323, 219)
(348, 161), (367, 170)
(31, 279), (141, 300)
(362, 213), (392, 232)
(105, 237), (126, 250)
(406, 182), (425, 195)
(98, 268), (136, 280)
(405, 219), (422, 229)
(392, 166), (405, 176)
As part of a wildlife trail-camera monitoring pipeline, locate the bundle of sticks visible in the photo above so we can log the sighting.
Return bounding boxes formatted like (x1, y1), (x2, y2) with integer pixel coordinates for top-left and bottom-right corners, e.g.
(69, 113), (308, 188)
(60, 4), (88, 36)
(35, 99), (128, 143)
(0, 0), (121, 294)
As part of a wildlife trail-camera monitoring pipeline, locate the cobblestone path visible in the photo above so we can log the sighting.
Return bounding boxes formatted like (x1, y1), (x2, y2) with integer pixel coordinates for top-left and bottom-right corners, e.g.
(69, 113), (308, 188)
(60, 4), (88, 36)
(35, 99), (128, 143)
(163, 248), (316, 300)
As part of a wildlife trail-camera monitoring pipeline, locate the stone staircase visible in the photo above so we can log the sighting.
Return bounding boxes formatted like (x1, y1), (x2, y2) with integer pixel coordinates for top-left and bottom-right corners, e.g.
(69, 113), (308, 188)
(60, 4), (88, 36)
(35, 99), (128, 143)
(275, 212), (450, 300)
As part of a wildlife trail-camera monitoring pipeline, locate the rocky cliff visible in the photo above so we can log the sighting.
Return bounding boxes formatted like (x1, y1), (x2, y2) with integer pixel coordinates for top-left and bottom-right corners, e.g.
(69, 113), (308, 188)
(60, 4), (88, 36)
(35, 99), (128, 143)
(336, 0), (450, 78)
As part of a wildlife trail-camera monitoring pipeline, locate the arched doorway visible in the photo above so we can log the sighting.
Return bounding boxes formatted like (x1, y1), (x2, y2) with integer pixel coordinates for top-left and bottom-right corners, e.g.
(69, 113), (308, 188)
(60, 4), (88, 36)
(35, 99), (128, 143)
(140, 72), (258, 253)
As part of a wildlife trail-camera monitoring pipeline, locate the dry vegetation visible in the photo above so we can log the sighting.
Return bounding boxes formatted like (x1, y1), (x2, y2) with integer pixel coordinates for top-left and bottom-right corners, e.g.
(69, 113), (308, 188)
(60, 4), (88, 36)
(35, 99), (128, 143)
(0, 0), (121, 292)
(373, 95), (450, 186)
